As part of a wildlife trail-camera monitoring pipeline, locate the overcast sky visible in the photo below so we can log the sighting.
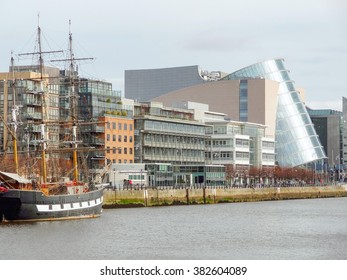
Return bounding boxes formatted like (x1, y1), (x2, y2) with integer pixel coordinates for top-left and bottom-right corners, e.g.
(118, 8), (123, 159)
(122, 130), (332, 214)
(1, 0), (346, 110)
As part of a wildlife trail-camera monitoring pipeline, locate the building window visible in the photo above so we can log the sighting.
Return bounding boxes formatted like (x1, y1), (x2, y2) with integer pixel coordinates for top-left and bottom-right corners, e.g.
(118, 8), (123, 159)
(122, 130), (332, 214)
(130, 124), (133, 131)
(118, 135), (122, 142)
(112, 122), (116, 129)
(130, 148), (133, 154)
(107, 122), (110, 129)
(124, 135), (127, 142)
(130, 136), (133, 143)
(106, 134), (110, 141)
(118, 123), (122, 130)
(239, 80), (248, 122)
(124, 148), (127, 154)
(107, 146), (110, 153)
(118, 159), (122, 163)
(112, 135), (116, 141)
(124, 123), (127, 130)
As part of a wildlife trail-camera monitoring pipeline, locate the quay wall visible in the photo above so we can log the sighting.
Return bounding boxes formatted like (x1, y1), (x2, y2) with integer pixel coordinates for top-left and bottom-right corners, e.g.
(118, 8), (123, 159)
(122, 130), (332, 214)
(102, 185), (347, 208)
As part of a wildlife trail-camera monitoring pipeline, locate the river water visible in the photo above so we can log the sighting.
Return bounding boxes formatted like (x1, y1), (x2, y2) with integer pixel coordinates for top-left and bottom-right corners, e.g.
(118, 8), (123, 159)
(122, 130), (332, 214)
(1, 197), (346, 260)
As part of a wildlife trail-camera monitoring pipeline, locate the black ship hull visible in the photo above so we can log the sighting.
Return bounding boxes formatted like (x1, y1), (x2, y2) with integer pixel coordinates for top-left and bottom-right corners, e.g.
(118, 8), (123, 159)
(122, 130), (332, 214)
(0, 188), (104, 222)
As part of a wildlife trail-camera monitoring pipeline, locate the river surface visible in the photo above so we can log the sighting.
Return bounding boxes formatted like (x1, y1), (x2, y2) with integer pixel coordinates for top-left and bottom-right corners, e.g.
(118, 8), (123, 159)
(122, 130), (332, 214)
(1, 197), (347, 260)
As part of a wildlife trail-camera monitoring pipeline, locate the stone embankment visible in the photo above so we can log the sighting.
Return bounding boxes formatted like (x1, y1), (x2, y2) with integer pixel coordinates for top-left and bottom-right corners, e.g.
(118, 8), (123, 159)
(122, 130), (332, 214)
(103, 185), (347, 208)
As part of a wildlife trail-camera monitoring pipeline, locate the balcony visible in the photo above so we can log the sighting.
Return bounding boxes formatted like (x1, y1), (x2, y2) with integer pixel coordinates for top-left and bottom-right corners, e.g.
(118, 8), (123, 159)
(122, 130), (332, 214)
(93, 125), (105, 133)
(91, 137), (105, 145)
(90, 151), (105, 158)
(25, 112), (42, 120)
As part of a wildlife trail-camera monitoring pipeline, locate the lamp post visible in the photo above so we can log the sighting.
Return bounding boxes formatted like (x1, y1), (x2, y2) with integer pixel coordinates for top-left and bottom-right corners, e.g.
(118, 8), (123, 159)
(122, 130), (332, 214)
(113, 168), (116, 189)
(140, 168), (143, 188)
(113, 168), (117, 206)
(336, 155), (340, 183)
(311, 153), (316, 185)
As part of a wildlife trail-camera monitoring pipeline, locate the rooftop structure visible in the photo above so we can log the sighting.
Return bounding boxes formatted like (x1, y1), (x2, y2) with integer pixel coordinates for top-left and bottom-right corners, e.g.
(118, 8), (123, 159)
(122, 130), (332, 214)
(125, 65), (227, 102)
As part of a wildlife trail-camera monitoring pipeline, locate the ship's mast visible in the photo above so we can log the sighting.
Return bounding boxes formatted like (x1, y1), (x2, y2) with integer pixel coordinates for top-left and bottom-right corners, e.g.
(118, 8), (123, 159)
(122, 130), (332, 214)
(37, 20), (48, 184)
(52, 20), (93, 182)
(69, 20), (79, 182)
(10, 53), (19, 174)
(0, 54), (20, 174)
(18, 14), (63, 184)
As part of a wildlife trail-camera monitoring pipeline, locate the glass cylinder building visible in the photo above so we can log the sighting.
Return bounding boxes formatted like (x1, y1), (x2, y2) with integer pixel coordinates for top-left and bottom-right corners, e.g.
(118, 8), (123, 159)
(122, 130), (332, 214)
(223, 58), (326, 167)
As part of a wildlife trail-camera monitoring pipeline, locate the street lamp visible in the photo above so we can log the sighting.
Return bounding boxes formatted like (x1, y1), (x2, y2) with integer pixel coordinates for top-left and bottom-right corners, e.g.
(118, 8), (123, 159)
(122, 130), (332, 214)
(113, 168), (116, 189)
(140, 168), (143, 188)
(336, 155), (340, 183)
(311, 153), (316, 185)
(113, 168), (117, 205)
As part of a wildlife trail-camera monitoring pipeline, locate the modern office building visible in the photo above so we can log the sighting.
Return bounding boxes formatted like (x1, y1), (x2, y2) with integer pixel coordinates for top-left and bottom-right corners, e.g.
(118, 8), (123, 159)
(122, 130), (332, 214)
(205, 121), (275, 169)
(76, 79), (134, 170)
(222, 59), (326, 167)
(133, 102), (206, 165)
(307, 108), (342, 169)
(0, 68), (60, 177)
(153, 79), (279, 138)
(144, 59), (326, 167)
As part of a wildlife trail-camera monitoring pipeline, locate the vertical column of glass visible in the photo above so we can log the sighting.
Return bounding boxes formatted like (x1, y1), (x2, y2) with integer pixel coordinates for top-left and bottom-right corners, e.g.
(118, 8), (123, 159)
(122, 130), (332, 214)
(239, 80), (248, 122)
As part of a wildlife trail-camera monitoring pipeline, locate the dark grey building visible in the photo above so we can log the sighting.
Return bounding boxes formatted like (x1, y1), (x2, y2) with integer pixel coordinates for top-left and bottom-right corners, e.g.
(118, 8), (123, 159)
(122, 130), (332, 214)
(307, 108), (342, 168)
(125, 65), (225, 101)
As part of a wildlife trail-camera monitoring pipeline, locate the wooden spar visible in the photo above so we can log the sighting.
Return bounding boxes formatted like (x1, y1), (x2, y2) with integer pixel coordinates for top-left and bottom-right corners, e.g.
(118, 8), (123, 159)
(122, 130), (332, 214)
(72, 125), (79, 181)
(10, 54), (19, 175)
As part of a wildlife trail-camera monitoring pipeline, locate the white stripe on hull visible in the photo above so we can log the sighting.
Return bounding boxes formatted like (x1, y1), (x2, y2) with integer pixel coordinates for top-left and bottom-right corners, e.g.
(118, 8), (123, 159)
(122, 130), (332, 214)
(36, 197), (103, 212)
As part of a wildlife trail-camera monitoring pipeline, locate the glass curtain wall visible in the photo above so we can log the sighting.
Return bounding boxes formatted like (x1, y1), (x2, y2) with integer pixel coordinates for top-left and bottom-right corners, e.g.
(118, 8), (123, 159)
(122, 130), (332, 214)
(223, 59), (326, 167)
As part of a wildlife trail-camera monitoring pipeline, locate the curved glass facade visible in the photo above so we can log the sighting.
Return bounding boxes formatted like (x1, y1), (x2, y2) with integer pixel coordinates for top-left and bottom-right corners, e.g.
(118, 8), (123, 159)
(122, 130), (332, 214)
(223, 59), (326, 167)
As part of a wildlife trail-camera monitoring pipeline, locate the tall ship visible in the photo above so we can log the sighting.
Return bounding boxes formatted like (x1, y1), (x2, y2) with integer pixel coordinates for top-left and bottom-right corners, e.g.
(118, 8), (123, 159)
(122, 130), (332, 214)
(0, 20), (106, 222)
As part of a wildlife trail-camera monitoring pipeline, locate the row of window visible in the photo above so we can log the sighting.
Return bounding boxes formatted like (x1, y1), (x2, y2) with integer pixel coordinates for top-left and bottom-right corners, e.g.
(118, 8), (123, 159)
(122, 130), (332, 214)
(106, 147), (133, 154)
(262, 141), (275, 148)
(236, 152), (249, 159)
(206, 126), (245, 135)
(262, 154), (275, 161)
(236, 139), (250, 147)
(143, 147), (205, 157)
(106, 122), (133, 131)
(106, 134), (133, 143)
(107, 159), (133, 164)
(144, 120), (205, 135)
(144, 134), (204, 145)
(128, 175), (145, 180)
(206, 140), (233, 147)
